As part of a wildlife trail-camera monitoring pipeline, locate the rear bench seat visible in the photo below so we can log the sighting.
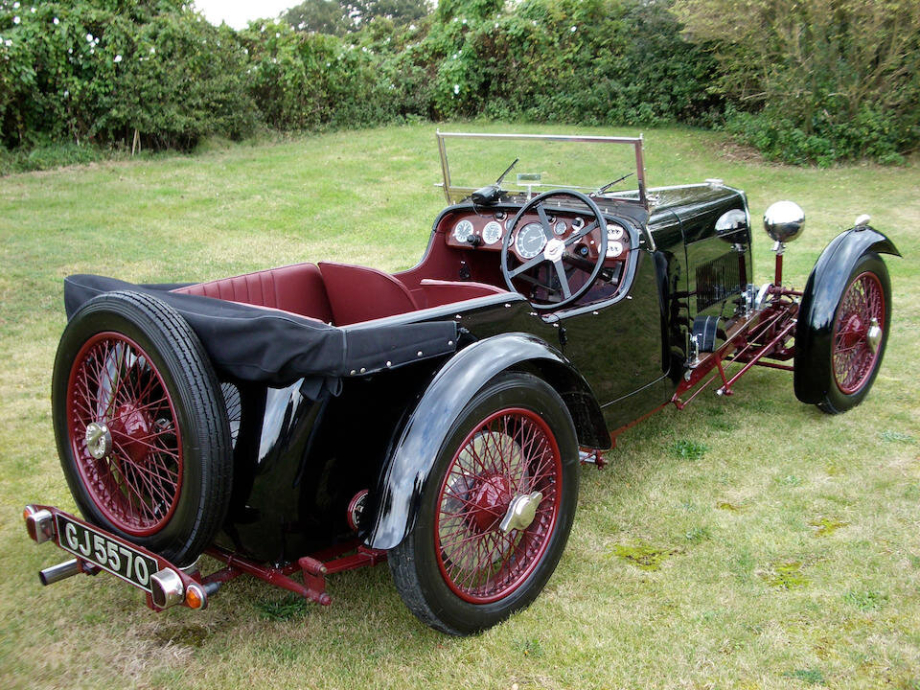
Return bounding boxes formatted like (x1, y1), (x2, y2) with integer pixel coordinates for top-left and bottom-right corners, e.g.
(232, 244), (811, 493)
(173, 262), (508, 326)
(173, 263), (334, 323)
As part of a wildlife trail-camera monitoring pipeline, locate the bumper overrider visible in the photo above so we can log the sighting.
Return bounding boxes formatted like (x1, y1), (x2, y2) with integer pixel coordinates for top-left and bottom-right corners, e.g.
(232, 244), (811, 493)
(23, 504), (211, 611)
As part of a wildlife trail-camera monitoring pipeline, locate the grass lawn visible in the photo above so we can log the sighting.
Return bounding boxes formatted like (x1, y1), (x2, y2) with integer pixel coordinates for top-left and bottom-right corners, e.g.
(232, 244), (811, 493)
(1, 123), (918, 689)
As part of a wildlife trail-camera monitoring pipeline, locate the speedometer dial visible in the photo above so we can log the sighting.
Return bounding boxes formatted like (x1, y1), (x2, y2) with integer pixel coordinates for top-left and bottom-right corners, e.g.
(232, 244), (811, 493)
(453, 219), (474, 243)
(515, 223), (547, 259)
(482, 221), (502, 245)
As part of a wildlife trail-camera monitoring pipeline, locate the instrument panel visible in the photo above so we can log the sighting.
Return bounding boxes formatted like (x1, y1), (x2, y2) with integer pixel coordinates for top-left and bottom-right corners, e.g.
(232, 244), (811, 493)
(444, 209), (630, 264)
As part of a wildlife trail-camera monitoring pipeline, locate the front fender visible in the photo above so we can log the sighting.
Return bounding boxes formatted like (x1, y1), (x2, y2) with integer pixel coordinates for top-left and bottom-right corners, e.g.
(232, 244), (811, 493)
(794, 226), (900, 403)
(365, 332), (602, 550)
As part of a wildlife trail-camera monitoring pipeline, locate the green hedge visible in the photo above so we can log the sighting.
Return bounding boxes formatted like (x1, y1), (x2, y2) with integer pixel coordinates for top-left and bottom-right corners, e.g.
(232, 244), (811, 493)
(0, 1), (257, 151)
(1, 0), (917, 166)
(0, 0), (715, 156)
(406, 0), (719, 126)
(673, 0), (920, 165)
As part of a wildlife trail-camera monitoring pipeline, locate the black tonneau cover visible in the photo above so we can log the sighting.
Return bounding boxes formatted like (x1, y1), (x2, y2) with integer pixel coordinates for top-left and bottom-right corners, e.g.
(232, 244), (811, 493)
(64, 275), (458, 396)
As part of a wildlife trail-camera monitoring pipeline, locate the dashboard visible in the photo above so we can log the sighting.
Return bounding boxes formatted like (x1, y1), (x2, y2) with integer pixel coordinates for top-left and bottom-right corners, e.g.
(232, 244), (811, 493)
(443, 208), (630, 265)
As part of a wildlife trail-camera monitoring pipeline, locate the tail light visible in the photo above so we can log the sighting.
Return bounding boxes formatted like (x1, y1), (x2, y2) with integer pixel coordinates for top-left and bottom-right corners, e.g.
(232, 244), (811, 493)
(23, 505), (55, 544)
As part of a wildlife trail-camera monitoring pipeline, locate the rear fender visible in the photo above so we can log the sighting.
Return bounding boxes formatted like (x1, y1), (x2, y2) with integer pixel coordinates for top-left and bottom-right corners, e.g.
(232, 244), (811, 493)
(794, 226), (900, 403)
(365, 332), (607, 550)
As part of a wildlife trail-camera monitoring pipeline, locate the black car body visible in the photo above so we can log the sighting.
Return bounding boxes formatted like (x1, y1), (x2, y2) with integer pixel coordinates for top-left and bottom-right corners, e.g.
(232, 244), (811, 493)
(24, 132), (899, 635)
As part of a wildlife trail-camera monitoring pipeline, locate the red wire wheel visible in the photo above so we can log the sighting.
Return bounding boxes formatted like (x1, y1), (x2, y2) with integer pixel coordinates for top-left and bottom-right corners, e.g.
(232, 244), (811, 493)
(52, 291), (232, 565)
(798, 251), (893, 415)
(389, 372), (579, 636)
(66, 332), (183, 536)
(434, 408), (562, 603)
(831, 271), (885, 395)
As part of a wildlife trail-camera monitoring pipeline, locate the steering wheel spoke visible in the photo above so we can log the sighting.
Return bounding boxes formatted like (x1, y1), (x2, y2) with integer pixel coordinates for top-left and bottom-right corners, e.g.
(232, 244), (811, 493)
(508, 254), (546, 280)
(536, 204), (555, 242)
(553, 260), (572, 300)
(500, 190), (608, 311)
(563, 220), (598, 247)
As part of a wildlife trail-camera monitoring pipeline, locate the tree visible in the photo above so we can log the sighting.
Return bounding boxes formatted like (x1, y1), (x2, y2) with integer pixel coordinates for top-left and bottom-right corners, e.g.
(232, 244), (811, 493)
(283, 0), (432, 33)
(345, 0), (432, 26)
(282, 0), (350, 35)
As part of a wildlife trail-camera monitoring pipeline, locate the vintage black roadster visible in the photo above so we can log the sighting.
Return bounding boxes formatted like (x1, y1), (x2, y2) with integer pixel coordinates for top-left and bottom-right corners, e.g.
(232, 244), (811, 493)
(24, 132), (899, 635)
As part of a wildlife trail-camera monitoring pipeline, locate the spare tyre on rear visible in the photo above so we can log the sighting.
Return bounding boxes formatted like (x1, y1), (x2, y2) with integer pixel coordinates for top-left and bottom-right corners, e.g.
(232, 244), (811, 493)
(51, 291), (232, 566)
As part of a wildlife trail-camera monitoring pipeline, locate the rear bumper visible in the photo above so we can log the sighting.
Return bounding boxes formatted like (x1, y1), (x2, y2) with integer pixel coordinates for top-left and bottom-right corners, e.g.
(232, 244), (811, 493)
(23, 504), (211, 611)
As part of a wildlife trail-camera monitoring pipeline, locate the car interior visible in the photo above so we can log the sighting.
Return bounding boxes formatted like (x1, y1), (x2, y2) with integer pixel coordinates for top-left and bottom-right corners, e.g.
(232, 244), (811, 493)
(173, 205), (632, 326)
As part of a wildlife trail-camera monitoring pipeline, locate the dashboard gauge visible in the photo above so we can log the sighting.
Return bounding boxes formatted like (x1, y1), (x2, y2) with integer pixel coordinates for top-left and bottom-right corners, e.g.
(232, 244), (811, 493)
(571, 217), (585, 231)
(515, 222), (547, 259)
(606, 240), (624, 258)
(554, 220), (567, 235)
(453, 219), (474, 243)
(608, 224), (625, 241)
(482, 221), (502, 245)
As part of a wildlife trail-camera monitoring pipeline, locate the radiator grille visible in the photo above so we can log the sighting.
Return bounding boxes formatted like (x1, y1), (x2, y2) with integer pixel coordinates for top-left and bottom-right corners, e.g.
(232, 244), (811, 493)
(696, 250), (743, 312)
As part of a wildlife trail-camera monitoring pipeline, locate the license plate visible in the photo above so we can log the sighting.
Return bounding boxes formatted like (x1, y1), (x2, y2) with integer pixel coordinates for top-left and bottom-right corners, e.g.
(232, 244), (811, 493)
(55, 514), (158, 592)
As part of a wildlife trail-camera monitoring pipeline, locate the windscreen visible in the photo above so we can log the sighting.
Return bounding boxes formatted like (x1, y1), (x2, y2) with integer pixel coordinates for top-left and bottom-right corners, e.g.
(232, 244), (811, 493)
(437, 132), (646, 206)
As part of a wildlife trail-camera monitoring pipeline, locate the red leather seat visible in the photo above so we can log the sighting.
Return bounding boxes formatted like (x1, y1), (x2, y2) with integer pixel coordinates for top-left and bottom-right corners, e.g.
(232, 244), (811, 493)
(173, 263), (333, 323)
(318, 261), (418, 325)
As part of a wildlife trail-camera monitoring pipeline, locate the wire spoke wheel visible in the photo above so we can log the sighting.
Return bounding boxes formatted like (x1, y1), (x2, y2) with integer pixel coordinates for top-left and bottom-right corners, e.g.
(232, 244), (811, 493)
(53, 291), (232, 565)
(435, 408), (561, 603)
(389, 372), (578, 635)
(796, 251), (892, 415)
(832, 272), (885, 395)
(67, 332), (183, 536)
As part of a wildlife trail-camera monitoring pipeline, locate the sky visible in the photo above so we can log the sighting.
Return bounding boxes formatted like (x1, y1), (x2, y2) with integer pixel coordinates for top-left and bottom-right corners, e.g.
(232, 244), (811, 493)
(193, 0), (295, 29)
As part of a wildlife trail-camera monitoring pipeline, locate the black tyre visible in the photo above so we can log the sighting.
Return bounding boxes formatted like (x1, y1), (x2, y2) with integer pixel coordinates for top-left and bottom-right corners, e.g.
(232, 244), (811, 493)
(389, 372), (579, 635)
(799, 253), (892, 415)
(52, 291), (233, 565)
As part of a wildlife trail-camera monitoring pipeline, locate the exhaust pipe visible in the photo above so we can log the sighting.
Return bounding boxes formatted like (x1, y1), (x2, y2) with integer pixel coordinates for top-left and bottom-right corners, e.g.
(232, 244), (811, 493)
(39, 559), (81, 586)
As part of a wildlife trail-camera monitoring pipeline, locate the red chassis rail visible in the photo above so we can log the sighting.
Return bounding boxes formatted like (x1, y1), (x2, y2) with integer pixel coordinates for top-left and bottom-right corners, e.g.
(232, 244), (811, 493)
(673, 284), (800, 409)
(23, 504), (386, 612)
(582, 280), (803, 462)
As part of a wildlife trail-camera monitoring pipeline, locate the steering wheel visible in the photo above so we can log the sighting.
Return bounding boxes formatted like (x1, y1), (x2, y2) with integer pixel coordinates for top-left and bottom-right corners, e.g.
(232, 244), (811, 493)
(501, 189), (608, 311)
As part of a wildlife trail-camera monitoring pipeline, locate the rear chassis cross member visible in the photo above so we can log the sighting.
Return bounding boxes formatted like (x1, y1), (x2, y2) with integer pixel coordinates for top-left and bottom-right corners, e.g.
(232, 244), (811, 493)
(23, 504), (387, 612)
(201, 543), (387, 608)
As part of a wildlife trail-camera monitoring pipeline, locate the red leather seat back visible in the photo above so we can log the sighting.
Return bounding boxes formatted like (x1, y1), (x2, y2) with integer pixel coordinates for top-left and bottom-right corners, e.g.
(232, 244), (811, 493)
(173, 263), (333, 323)
(318, 261), (418, 325)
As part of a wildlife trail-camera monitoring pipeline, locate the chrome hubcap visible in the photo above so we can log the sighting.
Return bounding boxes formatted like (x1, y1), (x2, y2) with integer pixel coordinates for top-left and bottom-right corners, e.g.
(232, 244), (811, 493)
(84, 422), (112, 460)
(499, 491), (543, 533)
(867, 317), (882, 354)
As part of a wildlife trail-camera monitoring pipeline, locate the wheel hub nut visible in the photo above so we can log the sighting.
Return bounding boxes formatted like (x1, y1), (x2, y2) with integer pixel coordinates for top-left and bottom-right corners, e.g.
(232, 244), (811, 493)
(84, 422), (112, 460)
(500, 491), (543, 533)
(867, 317), (882, 354)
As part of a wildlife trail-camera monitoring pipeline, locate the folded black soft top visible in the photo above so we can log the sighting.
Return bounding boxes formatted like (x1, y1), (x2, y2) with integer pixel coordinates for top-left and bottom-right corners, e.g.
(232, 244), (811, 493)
(64, 275), (459, 396)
